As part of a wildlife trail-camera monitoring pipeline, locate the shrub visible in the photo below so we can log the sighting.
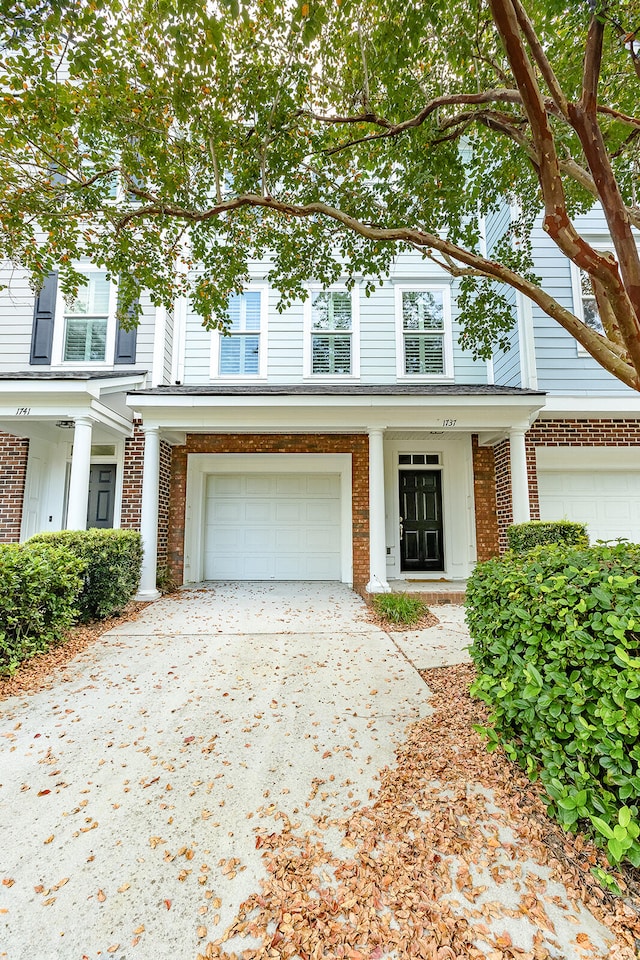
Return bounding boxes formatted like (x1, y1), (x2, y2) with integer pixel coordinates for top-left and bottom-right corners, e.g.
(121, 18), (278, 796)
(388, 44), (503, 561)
(466, 542), (640, 867)
(29, 529), (142, 621)
(0, 543), (84, 676)
(372, 592), (428, 626)
(506, 520), (589, 553)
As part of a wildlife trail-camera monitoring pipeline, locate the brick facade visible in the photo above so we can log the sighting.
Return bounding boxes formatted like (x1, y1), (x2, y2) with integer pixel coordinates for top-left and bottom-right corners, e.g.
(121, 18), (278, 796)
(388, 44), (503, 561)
(120, 423), (144, 530)
(167, 433), (370, 588)
(0, 431), (29, 542)
(157, 440), (172, 569)
(471, 435), (500, 560)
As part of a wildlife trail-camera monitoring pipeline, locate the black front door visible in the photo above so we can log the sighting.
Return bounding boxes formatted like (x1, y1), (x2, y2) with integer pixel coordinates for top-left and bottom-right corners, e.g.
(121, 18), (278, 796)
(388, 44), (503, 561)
(87, 464), (116, 529)
(399, 470), (444, 572)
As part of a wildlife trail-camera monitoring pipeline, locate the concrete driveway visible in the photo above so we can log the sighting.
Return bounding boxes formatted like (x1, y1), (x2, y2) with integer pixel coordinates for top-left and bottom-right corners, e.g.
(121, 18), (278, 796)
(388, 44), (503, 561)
(0, 583), (431, 960)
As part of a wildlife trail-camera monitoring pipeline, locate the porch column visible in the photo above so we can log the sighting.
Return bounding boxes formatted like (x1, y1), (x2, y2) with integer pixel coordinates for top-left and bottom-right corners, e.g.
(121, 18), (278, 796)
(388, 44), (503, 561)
(66, 417), (93, 530)
(136, 426), (161, 601)
(367, 428), (390, 593)
(510, 427), (531, 524)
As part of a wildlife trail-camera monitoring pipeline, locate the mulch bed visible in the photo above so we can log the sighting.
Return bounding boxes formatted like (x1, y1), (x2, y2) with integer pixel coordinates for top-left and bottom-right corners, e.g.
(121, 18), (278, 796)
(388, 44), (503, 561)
(365, 610), (440, 632)
(0, 601), (149, 702)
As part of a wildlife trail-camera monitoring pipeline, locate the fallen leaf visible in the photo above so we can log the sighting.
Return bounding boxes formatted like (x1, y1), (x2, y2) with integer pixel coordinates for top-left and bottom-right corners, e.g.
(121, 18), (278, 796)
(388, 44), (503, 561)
(197, 926), (207, 938)
(44, 835), (54, 845)
(133, 924), (145, 934)
(164, 899), (171, 910)
(37, 789), (51, 797)
(97, 889), (106, 903)
(118, 882), (131, 893)
(2, 879), (15, 888)
(107, 945), (120, 953)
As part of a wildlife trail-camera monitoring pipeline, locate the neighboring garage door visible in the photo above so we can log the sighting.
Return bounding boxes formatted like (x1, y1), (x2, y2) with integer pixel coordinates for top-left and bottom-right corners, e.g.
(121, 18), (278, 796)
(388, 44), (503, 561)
(204, 473), (342, 580)
(537, 450), (640, 543)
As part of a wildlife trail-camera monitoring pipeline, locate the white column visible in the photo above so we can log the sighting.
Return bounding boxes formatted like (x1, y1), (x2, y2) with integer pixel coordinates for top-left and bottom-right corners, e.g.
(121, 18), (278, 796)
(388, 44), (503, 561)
(136, 426), (161, 600)
(66, 417), (93, 530)
(367, 428), (390, 593)
(510, 428), (531, 524)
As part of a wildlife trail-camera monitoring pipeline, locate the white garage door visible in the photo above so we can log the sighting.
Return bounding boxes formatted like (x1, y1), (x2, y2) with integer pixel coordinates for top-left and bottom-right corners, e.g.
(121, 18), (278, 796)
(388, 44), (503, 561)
(538, 470), (640, 543)
(204, 473), (342, 580)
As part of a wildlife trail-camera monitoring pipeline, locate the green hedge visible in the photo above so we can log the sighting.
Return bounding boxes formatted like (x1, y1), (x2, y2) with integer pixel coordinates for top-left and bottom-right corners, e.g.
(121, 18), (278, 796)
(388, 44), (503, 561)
(466, 542), (640, 867)
(0, 543), (84, 676)
(30, 529), (142, 621)
(506, 520), (589, 553)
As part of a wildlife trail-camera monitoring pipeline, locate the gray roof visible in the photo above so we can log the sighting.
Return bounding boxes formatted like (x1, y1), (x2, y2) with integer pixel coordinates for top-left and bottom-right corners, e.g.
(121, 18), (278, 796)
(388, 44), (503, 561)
(0, 371), (148, 381)
(129, 383), (545, 397)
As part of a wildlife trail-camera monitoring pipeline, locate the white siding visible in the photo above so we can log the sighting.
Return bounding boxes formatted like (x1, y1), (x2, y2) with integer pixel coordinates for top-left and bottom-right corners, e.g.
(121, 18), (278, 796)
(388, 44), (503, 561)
(0, 263), (39, 372)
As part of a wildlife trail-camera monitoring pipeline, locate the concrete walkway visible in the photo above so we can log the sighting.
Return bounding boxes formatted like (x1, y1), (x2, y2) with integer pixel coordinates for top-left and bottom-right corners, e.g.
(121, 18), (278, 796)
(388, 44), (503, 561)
(0, 584), (620, 959)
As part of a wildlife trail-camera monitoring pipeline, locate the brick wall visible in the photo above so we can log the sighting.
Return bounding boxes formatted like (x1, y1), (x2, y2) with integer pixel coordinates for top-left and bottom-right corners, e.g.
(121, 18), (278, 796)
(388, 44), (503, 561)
(120, 422), (144, 530)
(157, 440), (171, 568)
(0, 431), (29, 542)
(494, 438), (512, 554)
(167, 433), (370, 588)
(494, 419), (640, 551)
(471, 436), (500, 560)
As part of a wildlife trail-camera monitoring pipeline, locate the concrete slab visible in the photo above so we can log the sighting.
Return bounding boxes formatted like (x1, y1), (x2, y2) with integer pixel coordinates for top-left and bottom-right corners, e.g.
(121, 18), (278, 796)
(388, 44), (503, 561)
(391, 603), (472, 669)
(107, 581), (373, 636)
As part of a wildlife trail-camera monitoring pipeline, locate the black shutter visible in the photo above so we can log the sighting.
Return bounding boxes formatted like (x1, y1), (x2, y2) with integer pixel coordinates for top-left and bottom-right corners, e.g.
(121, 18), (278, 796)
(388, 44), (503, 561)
(30, 272), (58, 365)
(114, 288), (138, 364)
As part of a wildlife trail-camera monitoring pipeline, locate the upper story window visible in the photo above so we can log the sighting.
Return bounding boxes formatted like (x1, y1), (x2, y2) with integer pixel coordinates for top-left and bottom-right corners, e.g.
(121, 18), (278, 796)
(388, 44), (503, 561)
(395, 286), (453, 379)
(211, 285), (268, 378)
(571, 260), (607, 356)
(304, 286), (360, 378)
(63, 271), (111, 361)
(579, 270), (605, 335)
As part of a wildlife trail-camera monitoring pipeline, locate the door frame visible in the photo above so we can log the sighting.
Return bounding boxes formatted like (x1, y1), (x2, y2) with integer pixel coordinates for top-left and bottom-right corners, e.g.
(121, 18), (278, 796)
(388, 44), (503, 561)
(383, 434), (477, 581)
(398, 467), (445, 573)
(62, 439), (124, 530)
(184, 453), (353, 584)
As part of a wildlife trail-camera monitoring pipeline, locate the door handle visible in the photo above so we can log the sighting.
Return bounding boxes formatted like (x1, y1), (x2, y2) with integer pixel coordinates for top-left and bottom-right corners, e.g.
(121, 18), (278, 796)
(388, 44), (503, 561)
(399, 517), (404, 540)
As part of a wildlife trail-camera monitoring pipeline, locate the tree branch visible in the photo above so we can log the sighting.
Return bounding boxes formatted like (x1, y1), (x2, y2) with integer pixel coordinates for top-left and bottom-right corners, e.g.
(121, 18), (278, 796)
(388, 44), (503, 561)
(116, 189), (638, 387)
(512, 0), (570, 119)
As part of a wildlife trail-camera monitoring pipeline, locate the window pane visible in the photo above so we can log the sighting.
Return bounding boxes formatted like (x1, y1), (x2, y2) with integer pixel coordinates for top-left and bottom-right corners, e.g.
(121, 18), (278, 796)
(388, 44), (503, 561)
(402, 290), (444, 331)
(244, 292), (261, 331)
(312, 291), (351, 331)
(227, 295), (242, 331)
(67, 273), (110, 316)
(312, 334), (351, 374)
(64, 318), (107, 361)
(220, 334), (260, 374)
(404, 334), (444, 374)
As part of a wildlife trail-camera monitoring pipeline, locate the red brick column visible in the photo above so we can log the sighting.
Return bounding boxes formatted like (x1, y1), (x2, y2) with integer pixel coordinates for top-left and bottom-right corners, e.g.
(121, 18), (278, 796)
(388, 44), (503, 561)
(494, 438), (512, 554)
(471, 435), (499, 560)
(0, 432), (29, 542)
(120, 422), (144, 530)
(167, 434), (369, 588)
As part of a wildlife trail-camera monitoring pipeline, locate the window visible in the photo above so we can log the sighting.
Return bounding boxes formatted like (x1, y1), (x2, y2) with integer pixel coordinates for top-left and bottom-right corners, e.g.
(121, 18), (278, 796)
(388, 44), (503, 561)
(579, 270), (605, 335)
(304, 287), (359, 378)
(63, 271), (110, 361)
(211, 286), (267, 378)
(311, 291), (352, 374)
(50, 266), (122, 367)
(396, 287), (452, 378)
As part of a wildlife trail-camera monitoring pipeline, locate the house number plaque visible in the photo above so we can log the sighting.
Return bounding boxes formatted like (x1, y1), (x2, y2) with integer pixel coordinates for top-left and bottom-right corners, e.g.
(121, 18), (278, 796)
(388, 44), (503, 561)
(442, 418), (457, 427)
(15, 407), (31, 416)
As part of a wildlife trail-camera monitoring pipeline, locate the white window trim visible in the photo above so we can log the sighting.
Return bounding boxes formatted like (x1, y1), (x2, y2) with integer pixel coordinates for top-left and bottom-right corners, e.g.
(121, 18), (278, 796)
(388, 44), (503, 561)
(394, 284), (454, 381)
(209, 282), (269, 380)
(570, 245), (616, 356)
(51, 264), (118, 369)
(303, 283), (360, 380)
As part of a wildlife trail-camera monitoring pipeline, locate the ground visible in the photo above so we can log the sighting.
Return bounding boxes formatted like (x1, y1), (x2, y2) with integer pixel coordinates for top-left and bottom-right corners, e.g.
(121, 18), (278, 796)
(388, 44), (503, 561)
(0, 584), (639, 960)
